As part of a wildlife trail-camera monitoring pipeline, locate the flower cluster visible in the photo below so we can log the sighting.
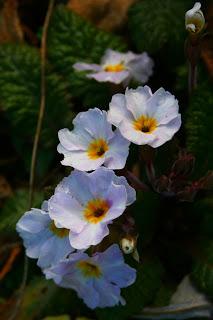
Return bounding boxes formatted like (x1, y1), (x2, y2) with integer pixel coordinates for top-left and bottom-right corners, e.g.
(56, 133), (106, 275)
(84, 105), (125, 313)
(17, 48), (182, 309)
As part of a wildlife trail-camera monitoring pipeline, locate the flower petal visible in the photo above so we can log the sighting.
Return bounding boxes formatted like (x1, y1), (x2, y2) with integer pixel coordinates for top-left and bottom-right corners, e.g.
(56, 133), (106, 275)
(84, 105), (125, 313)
(49, 191), (86, 233)
(112, 175), (136, 206)
(119, 119), (156, 145)
(105, 129), (130, 169)
(60, 149), (105, 171)
(16, 209), (50, 234)
(57, 171), (93, 206)
(150, 115), (182, 148)
(125, 86), (152, 119)
(87, 70), (130, 84)
(73, 62), (101, 72)
(108, 93), (133, 127)
(69, 223), (109, 249)
(58, 128), (90, 151)
(93, 278), (122, 307)
(127, 52), (154, 83)
(102, 184), (127, 223)
(146, 88), (179, 124)
(73, 108), (113, 140)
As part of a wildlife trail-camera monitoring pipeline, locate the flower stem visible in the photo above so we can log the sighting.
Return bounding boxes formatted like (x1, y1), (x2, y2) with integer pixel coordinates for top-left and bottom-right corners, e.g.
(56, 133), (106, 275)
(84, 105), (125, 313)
(7, 1), (55, 319)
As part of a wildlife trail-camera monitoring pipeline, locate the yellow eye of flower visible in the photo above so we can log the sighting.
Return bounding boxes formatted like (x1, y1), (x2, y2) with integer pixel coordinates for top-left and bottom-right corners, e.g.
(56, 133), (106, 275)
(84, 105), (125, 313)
(84, 198), (110, 224)
(78, 260), (102, 278)
(104, 63), (125, 72)
(133, 115), (157, 134)
(49, 221), (69, 238)
(87, 138), (109, 160)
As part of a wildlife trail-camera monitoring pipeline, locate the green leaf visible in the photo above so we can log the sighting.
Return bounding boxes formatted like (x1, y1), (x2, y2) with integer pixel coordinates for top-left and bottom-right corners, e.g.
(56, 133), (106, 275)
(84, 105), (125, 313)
(128, 0), (192, 56)
(47, 5), (126, 107)
(192, 240), (213, 296)
(185, 81), (213, 174)
(96, 258), (164, 320)
(0, 44), (73, 175)
(16, 277), (57, 320)
(0, 189), (44, 235)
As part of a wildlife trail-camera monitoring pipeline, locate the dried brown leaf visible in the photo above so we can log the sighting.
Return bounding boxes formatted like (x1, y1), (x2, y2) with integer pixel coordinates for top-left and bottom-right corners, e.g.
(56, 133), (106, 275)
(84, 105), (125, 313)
(0, 0), (23, 43)
(67, 0), (136, 31)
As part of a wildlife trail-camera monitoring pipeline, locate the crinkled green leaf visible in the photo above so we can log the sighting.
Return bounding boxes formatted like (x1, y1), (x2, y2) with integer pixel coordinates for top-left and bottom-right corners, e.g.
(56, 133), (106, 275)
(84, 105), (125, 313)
(186, 81), (213, 174)
(0, 44), (73, 175)
(128, 0), (192, 56)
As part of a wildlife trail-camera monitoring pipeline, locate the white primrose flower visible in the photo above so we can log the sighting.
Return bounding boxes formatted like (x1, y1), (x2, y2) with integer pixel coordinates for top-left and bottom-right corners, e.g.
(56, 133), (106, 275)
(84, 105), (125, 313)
(57, 108), (130, 171)
(49, 167), (136, 250)
(16, 201), (74, 269)
(185, 2), (205, 34)
(108, 86), (181, 148)
(44, 244), (136, 309)
(73, 49), (154, 85)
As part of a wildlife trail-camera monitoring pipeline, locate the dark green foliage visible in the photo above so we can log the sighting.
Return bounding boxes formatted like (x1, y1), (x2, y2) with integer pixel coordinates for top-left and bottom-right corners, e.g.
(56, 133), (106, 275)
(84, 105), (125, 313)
(16, 277), (57, 320)
(192, 197), (213, 239)
(192, 240), (213, 297)
(128, 0), (192, 55)
(96, 258), (164, 320)
(47, 6), (126, 107)
(0, 189), (44, 235)
(185, 82), (213, 173)
(132, 191), (160, 247)
(0, 44), (73, 175)
(153, 284), (174, 307)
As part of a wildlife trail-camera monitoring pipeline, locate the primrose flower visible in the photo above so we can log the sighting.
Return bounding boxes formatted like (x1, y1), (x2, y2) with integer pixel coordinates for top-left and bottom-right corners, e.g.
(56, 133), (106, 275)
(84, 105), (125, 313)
(16, 201), (74, 269)
(185, 2), (205, 34)
(44, 244), (136, 309)
(49, 167), (136, 250)
(73, 49), (153, 85)
(57, 108), (130, 171)
(108, 86), (181, 148)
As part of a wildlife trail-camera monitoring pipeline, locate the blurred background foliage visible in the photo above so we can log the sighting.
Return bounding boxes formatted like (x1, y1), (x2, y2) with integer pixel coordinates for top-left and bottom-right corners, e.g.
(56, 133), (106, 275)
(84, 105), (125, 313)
(0, 0), (213, 319)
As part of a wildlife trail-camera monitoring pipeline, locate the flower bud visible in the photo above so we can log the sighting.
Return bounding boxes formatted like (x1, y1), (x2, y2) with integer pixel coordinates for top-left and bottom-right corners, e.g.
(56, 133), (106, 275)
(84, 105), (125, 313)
(185, 2), (205, 34)
(120, 237), (136, 254)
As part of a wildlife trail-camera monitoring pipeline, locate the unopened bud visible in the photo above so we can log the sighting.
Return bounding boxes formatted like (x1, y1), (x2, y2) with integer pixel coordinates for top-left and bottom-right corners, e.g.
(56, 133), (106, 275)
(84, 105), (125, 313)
(120, 237), (135, 254)
(185, 2), (205, 35)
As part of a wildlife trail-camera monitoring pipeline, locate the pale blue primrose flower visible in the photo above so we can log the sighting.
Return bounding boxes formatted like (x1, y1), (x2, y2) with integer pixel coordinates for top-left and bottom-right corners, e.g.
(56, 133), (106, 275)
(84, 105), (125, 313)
(44, 244), (136, 309)
(16, 201), (74, 269)
(108, 86), (181, 148)
(48, 167), (136, 250)
(57, 108), (130, 171)
(73, 48), (153, 86)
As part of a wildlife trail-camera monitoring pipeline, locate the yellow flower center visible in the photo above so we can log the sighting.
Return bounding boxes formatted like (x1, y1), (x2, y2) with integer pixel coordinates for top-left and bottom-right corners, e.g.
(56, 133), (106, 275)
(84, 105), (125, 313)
(49, 221), (69, 238)
(78, 260), (102, 278)
(84, 198), (110, 224)
(87, 138), (109, 160)
(104, 63), (125, 72)
(133, 115), (157, 133)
